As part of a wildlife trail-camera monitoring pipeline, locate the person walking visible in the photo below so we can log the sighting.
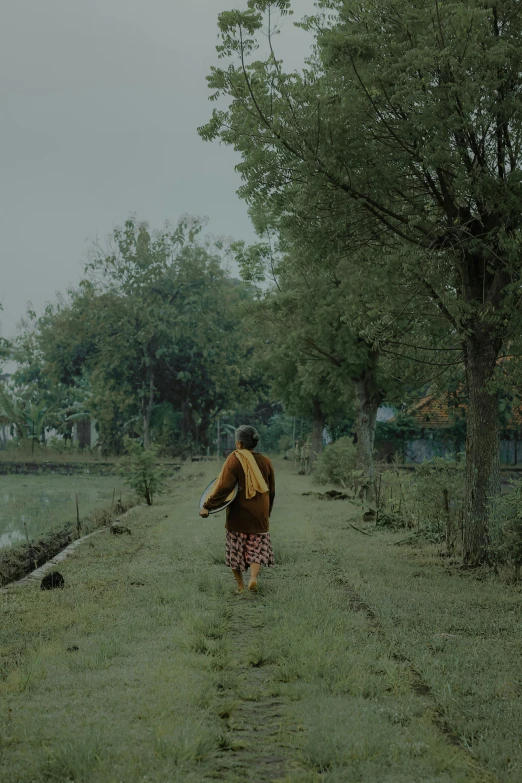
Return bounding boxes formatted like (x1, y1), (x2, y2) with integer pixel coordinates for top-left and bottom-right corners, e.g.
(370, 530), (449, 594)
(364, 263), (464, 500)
(199, 425), (275, 593)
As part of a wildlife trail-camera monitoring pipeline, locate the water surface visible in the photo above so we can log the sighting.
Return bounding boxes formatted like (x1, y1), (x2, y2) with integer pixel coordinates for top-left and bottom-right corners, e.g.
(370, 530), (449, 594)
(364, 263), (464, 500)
(0, 475), (127, 551)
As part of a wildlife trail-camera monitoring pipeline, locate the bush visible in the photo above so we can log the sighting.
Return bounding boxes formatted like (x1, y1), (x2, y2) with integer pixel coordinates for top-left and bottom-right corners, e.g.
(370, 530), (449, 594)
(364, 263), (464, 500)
(121, 439), (168, 506)
(313, 437), (357, 486)
(490, 480), (522, 578)
(373, 462), (416, 530)
(373, 456), (465, 549)
(413, 456), (465, 552)
(278, 434), (292, 454)
(255, 413), (296, 454)
(46, 436), (82, 455)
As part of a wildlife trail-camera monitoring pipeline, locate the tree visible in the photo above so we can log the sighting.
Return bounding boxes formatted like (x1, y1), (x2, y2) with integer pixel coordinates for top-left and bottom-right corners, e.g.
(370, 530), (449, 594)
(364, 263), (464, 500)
(0, 305), (10, 369)
(200, 0), (522, 564)
(8, 307), (90, 447)
(234, 207), (465, 484)
(32, 216), (261, 455)
(238, 238), (397, 475)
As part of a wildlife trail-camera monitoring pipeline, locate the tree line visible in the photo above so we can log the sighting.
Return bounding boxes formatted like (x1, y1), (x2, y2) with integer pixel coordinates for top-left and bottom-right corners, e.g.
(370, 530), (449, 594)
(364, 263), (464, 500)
(0, 217), (272, 457)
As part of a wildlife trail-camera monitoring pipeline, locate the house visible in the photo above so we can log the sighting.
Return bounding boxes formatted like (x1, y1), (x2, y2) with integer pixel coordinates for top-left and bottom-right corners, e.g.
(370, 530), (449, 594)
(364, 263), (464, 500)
(385, 393), (522, 465)
(72, 419), (99, 450)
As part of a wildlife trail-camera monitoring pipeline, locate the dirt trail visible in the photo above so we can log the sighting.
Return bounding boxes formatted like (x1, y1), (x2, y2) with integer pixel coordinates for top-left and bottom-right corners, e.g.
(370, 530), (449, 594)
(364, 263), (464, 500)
(210, 592), (304, 782)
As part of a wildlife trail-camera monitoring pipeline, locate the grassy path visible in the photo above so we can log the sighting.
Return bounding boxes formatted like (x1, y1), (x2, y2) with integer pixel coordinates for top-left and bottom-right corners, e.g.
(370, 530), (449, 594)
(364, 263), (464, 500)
(1, 461), (520, 781)
(210, 596), (302, 781)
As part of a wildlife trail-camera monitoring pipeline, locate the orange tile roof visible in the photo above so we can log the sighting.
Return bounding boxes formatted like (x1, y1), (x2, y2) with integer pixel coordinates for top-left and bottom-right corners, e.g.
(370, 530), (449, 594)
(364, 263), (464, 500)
(394, 393), (522, 430)
(507, 407), (522, 426)
(406, 394), (464, 429)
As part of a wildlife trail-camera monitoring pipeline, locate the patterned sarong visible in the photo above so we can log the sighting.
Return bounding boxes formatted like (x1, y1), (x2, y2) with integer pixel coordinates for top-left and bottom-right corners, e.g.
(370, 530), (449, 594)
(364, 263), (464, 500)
(225, 531), (275, 572)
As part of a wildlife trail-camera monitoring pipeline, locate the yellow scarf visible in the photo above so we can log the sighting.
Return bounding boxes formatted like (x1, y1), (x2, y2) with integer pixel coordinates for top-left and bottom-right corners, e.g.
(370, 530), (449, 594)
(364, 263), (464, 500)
(234, 449), (269, 499)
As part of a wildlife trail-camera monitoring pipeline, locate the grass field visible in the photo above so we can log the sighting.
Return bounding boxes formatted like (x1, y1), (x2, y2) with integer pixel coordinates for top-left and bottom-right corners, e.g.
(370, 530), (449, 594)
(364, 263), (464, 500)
(0, 475), (128, 550)
(1, 460), (521, 782)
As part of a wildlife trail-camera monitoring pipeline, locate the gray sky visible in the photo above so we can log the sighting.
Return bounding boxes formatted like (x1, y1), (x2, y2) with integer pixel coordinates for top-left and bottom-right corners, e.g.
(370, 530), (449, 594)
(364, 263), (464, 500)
(0, 0), (315, 338)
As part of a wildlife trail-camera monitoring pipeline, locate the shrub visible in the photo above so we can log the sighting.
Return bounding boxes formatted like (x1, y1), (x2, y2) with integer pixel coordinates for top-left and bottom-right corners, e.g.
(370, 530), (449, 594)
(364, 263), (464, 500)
(255, 413), (296, 454)
(278, 434), (292, 454)
(490, 479), (522, 579)
(413, 456), (465, 553)
(121, 439), (168, 505)
(313, 437), (357, 486)
(372, 456), (465, 550)
(373, 462), (416, 530)
(46, 436), (80, 455)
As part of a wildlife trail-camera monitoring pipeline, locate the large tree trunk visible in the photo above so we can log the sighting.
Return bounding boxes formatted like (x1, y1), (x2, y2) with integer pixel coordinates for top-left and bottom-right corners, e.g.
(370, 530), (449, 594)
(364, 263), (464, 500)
(463, 333), (501, 566)
(310, 398), (325, 471)
(353, 358), (383, 492)
(143, 370), (154, 450)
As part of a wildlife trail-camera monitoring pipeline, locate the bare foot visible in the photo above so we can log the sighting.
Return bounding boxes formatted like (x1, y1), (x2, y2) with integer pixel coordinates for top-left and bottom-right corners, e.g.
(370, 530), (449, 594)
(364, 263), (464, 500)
(248, 581), (258, 592)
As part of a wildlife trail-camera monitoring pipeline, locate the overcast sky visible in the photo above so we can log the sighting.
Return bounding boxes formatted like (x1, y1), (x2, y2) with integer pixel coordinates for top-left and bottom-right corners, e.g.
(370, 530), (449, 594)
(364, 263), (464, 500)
(0, 0), (316, 338)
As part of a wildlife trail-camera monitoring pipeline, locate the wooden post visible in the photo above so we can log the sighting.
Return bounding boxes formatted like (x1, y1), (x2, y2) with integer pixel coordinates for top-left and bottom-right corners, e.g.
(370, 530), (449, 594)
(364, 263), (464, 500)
(76, 493), (82, 537)
(22, 518), (36, 569)
(443, 488), (452, 556)
(22, 518), (30, 549)
(216, 419), (221, 459)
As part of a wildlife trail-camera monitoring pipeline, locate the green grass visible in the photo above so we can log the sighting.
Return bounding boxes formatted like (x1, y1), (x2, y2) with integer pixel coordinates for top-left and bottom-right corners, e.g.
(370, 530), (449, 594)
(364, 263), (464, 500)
(0, 460), (520, 781)
(0, 474), (129, 550)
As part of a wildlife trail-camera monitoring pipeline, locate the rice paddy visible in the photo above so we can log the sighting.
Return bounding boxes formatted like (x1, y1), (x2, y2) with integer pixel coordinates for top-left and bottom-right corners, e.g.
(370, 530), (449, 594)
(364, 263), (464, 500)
(0, 475), (127, 550)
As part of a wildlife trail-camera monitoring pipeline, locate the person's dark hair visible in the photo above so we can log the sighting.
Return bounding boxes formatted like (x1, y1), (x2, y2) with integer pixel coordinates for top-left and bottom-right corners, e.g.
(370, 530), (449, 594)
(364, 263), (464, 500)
(235, 425), (260, 450)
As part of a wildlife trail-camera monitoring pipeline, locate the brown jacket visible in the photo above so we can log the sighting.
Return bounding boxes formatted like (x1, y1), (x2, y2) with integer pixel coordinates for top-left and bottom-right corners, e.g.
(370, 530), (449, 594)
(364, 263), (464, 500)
(203, 452), (275, 534)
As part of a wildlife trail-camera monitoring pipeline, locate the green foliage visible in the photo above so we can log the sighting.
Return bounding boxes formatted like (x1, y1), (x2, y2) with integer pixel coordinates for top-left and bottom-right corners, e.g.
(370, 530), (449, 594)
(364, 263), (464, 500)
(0, 387), (57, 453)
(490, 480), (522, 577)
(313, 436), (357, 487)
(0, 338), (11, 368)
(205, 7), (462, 483)
(16, 216), (262, 456)
(413, 457), (465, 549)
(150, 402), (184, 455)
(202, 0), (522, 325)
(254, 412), (295, 454)
(373, 457), (465, 551)
(213, 407), (296, 456)
(242, 249), (367, 435)
(121, 439), (168, 506)
(371, 463), (416, 530)
(278, 434), (292, 454)
(45, 436), (73, 455)
(376, 412), (420, 443)
(201, 0), (522, 562)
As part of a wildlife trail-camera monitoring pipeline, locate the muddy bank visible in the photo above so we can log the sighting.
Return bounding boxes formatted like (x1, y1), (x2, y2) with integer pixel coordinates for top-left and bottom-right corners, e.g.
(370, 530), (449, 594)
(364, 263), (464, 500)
(0, 499), (135, 586)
